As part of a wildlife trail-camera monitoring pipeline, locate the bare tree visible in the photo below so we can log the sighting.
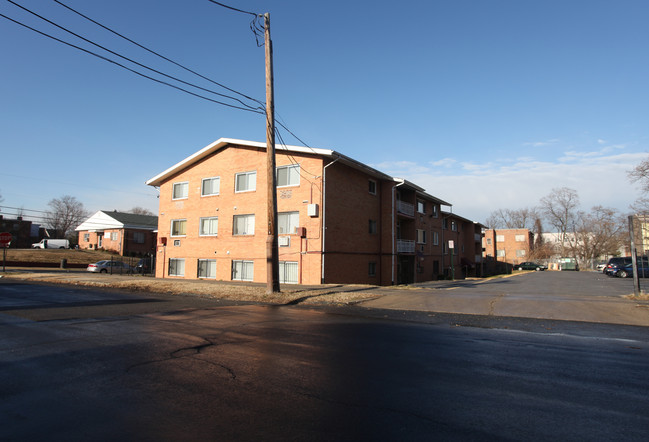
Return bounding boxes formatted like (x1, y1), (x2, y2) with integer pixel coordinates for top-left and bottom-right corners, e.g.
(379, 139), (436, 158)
(628, 156), (649, 192)
(539, 187), (580, 257)
(485, 207), (539, 229)
(572, 206), (627, 267)
(128, 206), (155, 216)
(44, 195), (89, 239)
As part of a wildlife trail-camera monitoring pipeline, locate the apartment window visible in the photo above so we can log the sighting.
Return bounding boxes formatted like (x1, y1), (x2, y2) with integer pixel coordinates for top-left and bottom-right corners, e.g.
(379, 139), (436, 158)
(416, 229), (427, 244)
(198, 259), (217, 279)
(433, 231), (439, 246)
(172, 181), (188, 200)
(486, 238), (492, 245)
(369, 219), (377, 234)
(199, 217), (219, 236)
(110, 232), (118, 241)
(83, 233), (89, 242)
(496, 235), (505, 242)
(279, 261), (299, 284)
(171, 219), (187, 237)
(235, 171), (256, 192)
(369, 179), (377, 195)
(232, 260), (254, 281)
(515, 234), (526, 242)
(168, 258), (185, 276)
(133, 232), (145, 244)
(516, 249), (526, 257)
(442, 218), (448, 229)
(368, 262), (377, 277)
(451, 221), (457, 232)
(417, 200), (425, 214)
(233, 214), (255, 235)
(496, 250), (505, 258)
(432, 205), (439, 218)
(277, 164), (300, 187)
(278, 212), (299, 235)
(201, 177), (220, 196)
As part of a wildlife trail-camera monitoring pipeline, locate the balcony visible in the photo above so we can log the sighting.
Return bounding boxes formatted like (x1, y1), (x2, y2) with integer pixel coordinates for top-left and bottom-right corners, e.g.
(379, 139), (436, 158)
(397, 239), (415, 253)
(397, 200), (414, 217)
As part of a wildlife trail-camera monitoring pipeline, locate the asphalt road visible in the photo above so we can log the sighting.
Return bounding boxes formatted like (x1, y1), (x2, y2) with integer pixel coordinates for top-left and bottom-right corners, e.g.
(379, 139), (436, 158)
(1, 278), (649, 441)
(368, 270), (649, 326)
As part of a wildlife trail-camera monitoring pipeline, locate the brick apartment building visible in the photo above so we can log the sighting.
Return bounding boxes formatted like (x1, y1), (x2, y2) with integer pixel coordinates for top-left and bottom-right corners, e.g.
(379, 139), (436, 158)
(75, 210), (158, 256)
(145, 138), (483, 285)
(482, 228), (534, 265)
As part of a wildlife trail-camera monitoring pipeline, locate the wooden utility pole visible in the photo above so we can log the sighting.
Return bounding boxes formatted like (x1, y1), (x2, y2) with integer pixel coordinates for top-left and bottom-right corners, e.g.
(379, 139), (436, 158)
(265, 13), (280, 293)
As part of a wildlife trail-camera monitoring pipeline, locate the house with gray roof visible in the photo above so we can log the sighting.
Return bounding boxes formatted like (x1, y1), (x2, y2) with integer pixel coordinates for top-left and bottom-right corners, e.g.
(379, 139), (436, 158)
(75, 210), (158, 256)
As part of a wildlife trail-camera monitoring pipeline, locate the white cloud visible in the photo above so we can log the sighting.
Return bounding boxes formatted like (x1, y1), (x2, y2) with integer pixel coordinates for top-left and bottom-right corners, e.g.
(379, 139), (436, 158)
(523, 138), (559, 147)
(372, 151), (648, 223)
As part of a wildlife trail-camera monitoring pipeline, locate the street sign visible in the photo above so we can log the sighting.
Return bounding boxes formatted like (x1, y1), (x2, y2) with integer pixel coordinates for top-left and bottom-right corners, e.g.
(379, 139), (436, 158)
(0, 232), (11, 247)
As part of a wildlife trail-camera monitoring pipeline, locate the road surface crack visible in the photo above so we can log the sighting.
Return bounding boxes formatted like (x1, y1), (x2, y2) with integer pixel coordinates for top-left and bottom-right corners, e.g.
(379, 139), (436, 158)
(488, 293), (506, 316)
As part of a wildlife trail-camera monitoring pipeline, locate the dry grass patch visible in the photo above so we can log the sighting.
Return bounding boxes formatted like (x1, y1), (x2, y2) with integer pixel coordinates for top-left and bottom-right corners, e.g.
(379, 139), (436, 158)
(1, 272), (381, 305)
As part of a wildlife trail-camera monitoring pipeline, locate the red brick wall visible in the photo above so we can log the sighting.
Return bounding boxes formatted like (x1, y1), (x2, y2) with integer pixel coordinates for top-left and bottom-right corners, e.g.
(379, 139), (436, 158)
(155, 145), (324, 284)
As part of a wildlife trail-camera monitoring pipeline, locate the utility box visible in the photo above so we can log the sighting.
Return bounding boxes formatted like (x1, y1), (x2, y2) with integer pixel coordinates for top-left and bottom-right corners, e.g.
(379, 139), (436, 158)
(307, 203), (319, 217)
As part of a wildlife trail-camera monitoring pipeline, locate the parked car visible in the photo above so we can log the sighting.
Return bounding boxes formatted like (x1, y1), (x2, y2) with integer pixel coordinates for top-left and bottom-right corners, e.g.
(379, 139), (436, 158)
(514, 262), (547, 271)
(611, 263), (649, 278)
(87, 260), (132, 273)
(604, 257), (637, 276)
(135, 257), (154, 274)
(595, 262), (607, 271)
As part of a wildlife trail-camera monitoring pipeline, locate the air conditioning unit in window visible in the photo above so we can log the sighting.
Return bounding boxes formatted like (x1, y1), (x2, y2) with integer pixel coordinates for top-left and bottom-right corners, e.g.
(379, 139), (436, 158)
(278, 236), (290, 247)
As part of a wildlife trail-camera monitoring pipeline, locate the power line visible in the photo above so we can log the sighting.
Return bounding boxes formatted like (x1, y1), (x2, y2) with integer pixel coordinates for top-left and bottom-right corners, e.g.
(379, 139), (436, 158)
(0, 11), (264, 114)
(205, 0), (265, 46)
(7, 0), (262, 112)
(53, 0), (265, 110)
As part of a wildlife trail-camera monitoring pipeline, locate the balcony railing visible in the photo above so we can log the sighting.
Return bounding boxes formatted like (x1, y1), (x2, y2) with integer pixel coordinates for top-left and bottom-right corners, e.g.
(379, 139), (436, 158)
(397, 239), (415, 253)
(397, 200), (414, 217)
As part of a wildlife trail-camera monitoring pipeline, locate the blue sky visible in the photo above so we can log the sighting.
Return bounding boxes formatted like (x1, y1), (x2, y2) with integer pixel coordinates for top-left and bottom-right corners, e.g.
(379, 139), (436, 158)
(1, 0), (648, 225)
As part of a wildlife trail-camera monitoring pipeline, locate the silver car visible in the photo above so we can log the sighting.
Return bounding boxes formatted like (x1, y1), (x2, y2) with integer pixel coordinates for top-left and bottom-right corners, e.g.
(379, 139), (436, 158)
(86, 260), (132, 273)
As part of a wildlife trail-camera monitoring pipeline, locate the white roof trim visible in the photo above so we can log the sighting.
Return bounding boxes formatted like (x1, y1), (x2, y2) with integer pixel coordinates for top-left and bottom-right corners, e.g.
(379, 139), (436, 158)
(145, 137), (333, 187)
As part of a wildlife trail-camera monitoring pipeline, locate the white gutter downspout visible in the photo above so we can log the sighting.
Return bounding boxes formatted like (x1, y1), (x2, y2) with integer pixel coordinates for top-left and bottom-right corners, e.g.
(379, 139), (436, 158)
(321, 158), (340, 283)
(392, 181), (404, 284)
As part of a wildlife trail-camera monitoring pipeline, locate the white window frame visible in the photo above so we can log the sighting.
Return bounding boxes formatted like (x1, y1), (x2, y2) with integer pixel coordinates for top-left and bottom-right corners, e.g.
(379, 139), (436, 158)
(496, 249), (506, 258)
(199, 217), (219, 236)
(235, 171), (257, 193)
(515, 234), (526, 242)
(278, 211), (299, 235)
(168, 258), (185, 277)
(516, 249), (526, 257)
(110, 232), (118, 241)
(279, 261), (299, 284)
(416, 229), (427, 244)
(417, 200), (425, 214)
(197, 259), (217, 279)
(496, 235), (505, 242)
(276, 164), (300, 188)
(232, 260), (254, 281)
(201, 177), (220, 197)
(171, 219), (187, 237)
(172, 181), (189, 200)
(233, 214), (255, 236)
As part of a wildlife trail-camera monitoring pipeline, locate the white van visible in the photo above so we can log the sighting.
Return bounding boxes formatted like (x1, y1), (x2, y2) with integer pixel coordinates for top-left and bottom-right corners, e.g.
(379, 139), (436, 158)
(32, 239), (70, 249)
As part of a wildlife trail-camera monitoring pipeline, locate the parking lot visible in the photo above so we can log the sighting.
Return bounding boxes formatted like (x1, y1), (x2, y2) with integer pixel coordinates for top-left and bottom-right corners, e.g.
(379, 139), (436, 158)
(364, 270), (649, 326)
